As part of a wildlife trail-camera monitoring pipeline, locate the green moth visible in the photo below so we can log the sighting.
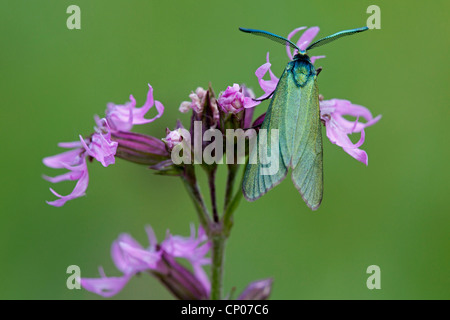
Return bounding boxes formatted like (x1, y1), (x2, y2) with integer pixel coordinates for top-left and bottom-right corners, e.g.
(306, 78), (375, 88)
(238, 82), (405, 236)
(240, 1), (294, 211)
(240, 26), (369, 210)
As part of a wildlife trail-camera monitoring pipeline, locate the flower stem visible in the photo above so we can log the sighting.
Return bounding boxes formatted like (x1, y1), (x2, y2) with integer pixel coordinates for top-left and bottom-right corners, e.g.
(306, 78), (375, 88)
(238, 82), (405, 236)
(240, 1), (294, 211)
(223, 164), (238, 212)
(182, 165), (211, 230)
(207, 166), (219, 223)
(210, 161), (245, 299)
(210, 232), (226, 300)
(223, 186), (243, 237)
(223, 159), (246, 236)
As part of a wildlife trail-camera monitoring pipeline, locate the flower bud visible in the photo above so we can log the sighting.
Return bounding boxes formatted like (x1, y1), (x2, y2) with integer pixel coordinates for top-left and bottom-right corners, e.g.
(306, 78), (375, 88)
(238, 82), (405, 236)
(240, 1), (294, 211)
(163, 128), (184, 150)
(218, 84), (258, 115)
(111, 130), (169, 165)
(238, 278), (273, 300)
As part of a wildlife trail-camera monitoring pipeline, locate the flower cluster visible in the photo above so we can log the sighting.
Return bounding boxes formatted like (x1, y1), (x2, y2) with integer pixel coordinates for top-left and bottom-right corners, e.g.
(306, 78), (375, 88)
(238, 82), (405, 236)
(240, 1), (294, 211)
(81, 224), (272, 300)
(179, 86), (220, 127)
(217, 83), (259, 114)
(43, 85), (165, 206)
(44, 26), (380, 301)
(81, 225), (211, 299)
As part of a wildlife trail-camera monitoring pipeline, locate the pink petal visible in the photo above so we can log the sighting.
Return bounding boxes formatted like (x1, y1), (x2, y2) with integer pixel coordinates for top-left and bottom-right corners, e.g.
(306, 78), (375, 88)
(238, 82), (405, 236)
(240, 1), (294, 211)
(42, 170), (83, 183)
(297, 26), (319, 51)
(58, 141), (84, 149)
(111, 240), (130, 274)
(81, 274), (132, 298)
(243, 97), (260, 109)
(145, 225), (158, 250)
(46, 160), (89, 207)
(161, 225), (211, 265)
(333, 99), (374, 119)
(330, 99), (382, 133)
(81, 131), (118, 168)
(43, 148), (84, 169)
(343, 147), (368, 166)
(136, 83), (155, 118)
(193, 242), (212, 264)
(255, 62), (272, 82)
(311, 55), (326, 64)
(105, 84), (164, 131)
(110, 233), (148, 274)
(132, 86), (164, 125)
(266, 52), (279, 83)
(326, 121), (365, 149)
(255, 62), (278, 100)
(192, 264), (210, 296)
(320, 96), (380, 166)
(197, 225), (207, 242)
(286, 27), (307, 59)
(79, 135), (95, 158)
(119, 242), (161, 269)
(325, 121), (368, 165)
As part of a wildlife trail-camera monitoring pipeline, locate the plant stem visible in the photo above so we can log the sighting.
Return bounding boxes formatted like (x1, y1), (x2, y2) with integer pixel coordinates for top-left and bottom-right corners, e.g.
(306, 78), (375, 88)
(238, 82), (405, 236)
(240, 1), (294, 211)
(223, 164), (238, 212)
(182, 165), (211, 230)
(210, 232), (226, 300)
(207, 166), (219, 223)
(183, 160), (244, 300)
(223, 185), (243, 237)
(210, 161), (245, 298)
(223, 159), (247, 236)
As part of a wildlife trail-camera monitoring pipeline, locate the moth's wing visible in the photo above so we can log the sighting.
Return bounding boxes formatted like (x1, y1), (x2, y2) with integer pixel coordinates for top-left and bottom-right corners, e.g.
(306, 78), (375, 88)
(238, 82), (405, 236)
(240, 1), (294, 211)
(290, 77), (323, 210)
(242, 68), (294, 201)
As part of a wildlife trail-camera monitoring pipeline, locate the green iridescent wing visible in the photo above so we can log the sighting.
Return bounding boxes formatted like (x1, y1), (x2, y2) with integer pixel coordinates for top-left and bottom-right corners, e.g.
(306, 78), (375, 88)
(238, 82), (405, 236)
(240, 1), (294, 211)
(242, 67), (290, 201)
(290, 75), (323, 210)
(242, 61), (323, 210)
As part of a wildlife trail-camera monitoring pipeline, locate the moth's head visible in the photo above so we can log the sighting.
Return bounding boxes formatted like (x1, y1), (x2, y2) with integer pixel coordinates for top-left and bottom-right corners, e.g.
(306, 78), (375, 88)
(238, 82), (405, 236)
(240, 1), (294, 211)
(293, 51), (309, 61)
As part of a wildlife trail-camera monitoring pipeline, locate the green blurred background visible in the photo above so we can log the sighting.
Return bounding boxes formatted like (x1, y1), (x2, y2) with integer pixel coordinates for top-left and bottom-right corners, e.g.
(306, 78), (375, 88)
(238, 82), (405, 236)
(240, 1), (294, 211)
(1, 0), (449, 299)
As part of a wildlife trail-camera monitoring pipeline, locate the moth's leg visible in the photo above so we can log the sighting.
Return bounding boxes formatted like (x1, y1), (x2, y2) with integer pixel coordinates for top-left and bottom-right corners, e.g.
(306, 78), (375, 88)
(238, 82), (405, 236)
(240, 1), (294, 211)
(316, 67), (323, 76)
(252, 90), (275, 102)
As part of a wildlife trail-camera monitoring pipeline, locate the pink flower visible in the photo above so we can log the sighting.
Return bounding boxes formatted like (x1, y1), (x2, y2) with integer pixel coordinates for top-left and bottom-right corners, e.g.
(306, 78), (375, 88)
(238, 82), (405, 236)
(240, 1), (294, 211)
(161, 224), (211, 293)
(106, 84), (164, 132)
(42, 145), (89, 207)
(162, 128), (184, 150)
(43, 120), (117, 206)
(218, 83), (260, 113)
(179, 86), (220, 128)
(179, 87), (207, 114)
(44, 83), (165, 206)
(81, 225), (211, 299)
(319, 99), (381, 165)
(81, 227), (161, 298)
(79, 118), (118, 167)
(238, 278), (273, 300)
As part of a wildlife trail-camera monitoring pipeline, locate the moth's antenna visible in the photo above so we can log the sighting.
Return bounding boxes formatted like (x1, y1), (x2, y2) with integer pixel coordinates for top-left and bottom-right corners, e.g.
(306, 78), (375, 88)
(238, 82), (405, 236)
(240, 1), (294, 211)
(239, 27), (300, 52)
(306, 27), (369, 51)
